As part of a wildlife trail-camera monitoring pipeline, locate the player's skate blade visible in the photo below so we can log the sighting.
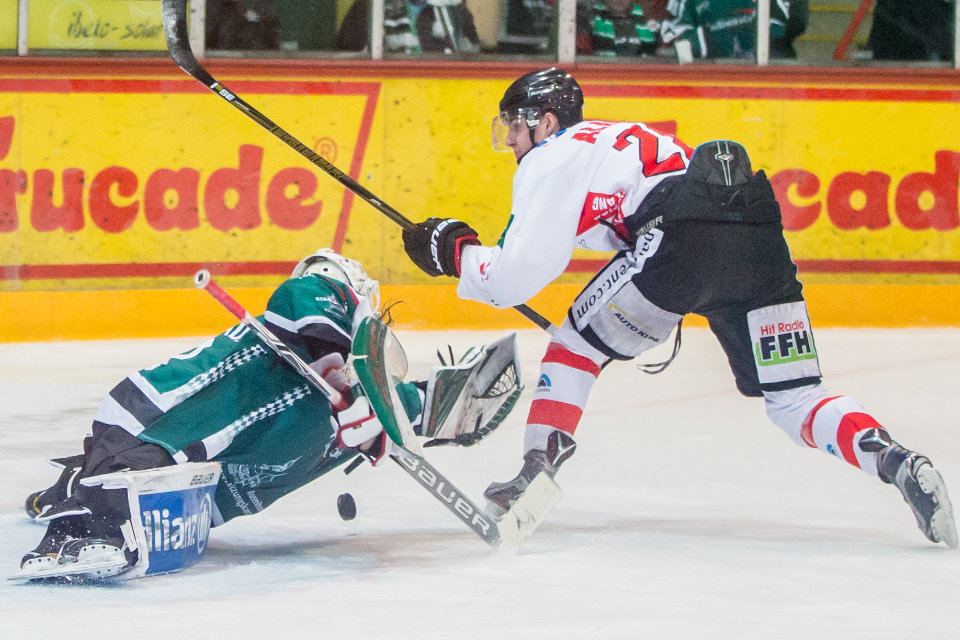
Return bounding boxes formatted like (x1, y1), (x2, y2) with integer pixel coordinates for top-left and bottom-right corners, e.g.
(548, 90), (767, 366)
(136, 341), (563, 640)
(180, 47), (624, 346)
(880, 444), (958, 549)
(11, 538), (131, 583)
(493, 474), (562, 548)
(916, 464), (958, 549)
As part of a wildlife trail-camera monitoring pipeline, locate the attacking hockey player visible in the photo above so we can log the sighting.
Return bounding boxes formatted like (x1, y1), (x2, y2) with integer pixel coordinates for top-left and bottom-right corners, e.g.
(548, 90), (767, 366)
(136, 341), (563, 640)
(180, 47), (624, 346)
(401, 68), (958, 548)
(17, 249), (523, 582)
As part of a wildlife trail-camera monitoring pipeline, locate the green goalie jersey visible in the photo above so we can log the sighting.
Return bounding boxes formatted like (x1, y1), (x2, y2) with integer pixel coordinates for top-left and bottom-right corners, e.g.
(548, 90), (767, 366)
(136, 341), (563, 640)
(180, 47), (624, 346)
(92, 274), (421, 524)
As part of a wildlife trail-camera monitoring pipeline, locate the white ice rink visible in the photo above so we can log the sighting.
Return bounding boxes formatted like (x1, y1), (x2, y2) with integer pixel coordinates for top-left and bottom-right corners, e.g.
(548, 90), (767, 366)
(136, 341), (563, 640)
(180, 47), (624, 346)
(1, 327), (958, 639)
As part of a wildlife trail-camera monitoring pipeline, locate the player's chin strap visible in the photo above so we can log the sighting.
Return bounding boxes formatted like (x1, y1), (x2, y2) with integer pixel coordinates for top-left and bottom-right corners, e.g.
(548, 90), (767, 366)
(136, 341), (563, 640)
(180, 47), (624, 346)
(517, 116), (545, 165)
(514, 126), (538, 165)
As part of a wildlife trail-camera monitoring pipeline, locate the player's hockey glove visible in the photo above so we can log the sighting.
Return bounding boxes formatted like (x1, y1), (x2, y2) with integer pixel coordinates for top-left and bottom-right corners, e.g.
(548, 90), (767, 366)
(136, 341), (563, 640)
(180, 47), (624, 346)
(403, 217), (480, 278)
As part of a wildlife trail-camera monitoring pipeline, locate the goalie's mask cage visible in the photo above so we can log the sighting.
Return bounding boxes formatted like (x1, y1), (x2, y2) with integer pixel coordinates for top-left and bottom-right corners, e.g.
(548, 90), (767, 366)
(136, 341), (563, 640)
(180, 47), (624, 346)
(293, 248), (381, 311)
(492, 67), (583, 152)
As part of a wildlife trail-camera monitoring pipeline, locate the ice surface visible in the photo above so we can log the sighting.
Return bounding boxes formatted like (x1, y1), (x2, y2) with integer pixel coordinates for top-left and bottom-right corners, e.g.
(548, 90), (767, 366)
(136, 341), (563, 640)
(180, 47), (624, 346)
(1, 328), (958, 639)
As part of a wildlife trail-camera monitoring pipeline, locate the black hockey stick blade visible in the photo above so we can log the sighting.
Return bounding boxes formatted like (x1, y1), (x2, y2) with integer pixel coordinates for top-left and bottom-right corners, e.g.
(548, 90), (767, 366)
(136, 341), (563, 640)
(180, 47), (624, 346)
(160, 0), (554, 334)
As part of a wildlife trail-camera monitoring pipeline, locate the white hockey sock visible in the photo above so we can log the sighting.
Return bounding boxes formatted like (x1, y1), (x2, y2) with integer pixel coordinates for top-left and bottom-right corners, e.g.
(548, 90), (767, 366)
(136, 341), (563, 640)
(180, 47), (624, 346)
(800, 395), (885, 474)
(765, 386), (886, 475)
(524, 331), (605, 454)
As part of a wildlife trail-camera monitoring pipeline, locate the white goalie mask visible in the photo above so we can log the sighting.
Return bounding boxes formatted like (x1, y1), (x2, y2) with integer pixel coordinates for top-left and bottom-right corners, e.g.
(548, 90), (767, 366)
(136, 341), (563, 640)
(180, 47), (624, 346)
(292, 249), (380, 310)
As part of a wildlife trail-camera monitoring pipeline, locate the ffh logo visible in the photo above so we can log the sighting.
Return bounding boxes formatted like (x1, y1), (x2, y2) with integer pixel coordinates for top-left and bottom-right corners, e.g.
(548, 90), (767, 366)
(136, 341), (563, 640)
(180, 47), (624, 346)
(755, 320), (816, 365)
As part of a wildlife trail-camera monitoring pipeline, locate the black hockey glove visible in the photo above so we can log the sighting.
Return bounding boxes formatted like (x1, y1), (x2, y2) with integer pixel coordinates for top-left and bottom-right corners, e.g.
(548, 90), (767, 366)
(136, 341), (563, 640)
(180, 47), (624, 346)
(402, 217), (480, 278)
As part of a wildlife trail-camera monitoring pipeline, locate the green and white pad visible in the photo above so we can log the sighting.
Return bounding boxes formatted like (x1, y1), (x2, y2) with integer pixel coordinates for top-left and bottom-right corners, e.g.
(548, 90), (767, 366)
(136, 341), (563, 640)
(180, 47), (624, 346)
(420, 333), (522, 447)
(352, 317), (423, 458)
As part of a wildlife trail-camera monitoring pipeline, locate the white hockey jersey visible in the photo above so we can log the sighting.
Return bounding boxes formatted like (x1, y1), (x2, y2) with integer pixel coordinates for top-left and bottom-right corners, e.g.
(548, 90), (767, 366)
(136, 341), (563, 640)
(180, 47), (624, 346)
(458, 120), (693, 308)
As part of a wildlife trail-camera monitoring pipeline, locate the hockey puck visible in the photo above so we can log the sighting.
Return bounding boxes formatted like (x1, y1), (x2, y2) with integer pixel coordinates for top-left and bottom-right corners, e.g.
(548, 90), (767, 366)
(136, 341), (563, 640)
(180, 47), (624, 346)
(337, 492), (356, 521)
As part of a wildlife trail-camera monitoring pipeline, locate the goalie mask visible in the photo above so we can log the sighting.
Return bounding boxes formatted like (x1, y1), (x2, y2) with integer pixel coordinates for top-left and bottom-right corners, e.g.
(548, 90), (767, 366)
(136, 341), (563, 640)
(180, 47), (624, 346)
(293, 249), (380, 310)
(492, 67), (583, 152)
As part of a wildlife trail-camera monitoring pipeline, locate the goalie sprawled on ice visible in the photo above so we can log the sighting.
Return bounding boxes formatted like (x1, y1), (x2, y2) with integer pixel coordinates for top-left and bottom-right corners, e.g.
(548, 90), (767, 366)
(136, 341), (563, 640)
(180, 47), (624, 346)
(15, 249), (522, 583)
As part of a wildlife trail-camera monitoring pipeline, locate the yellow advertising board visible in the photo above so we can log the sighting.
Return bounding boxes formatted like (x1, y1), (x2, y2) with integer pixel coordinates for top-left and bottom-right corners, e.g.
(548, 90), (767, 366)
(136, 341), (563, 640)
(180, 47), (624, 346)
(1, 64), (959, 339)
(0, 79), (379, 289)
(0, 0), (17, 49)
(27, 0), (165, 50)
(582, 83), (960, 285)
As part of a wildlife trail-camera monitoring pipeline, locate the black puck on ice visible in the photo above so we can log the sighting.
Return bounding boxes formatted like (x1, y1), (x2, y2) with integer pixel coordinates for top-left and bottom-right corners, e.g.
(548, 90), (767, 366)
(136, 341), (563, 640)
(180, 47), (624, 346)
(337, 492), (356, 520)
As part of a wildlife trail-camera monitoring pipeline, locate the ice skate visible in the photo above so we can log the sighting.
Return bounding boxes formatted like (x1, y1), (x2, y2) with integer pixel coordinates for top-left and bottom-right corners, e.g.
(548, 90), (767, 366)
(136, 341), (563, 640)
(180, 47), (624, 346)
(484, 430), (576, 517)
(17, 526), (132, 583)
(18, 520), (81, 574)
(878, 443), (958, 549)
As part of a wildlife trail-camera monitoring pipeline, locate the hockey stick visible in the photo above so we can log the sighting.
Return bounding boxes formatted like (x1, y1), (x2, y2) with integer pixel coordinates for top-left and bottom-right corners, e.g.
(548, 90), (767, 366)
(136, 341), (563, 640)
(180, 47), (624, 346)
(194, 270), (348, 410)
(194, 270), (554, 549)
(161, 0), (554, 334)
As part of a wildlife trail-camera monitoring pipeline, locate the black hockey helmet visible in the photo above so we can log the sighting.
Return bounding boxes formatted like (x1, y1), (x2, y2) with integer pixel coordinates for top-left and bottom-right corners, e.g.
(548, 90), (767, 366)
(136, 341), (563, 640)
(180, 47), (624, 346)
(499, 68), (584, 127)
(492, 68), (584, 153)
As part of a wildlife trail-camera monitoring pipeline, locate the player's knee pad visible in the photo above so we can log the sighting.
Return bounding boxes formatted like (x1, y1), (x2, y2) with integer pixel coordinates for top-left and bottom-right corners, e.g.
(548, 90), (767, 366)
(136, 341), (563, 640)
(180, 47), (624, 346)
(549, 320), (608, 363)
(567, 246), (682, 360)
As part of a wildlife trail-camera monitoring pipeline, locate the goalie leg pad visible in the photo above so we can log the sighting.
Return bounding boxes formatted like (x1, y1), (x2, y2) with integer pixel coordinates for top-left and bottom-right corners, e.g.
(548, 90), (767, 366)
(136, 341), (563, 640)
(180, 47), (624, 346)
(12, 463), (221, 583)
(96, 462), (221, 580)
(79, 462), (220, 581)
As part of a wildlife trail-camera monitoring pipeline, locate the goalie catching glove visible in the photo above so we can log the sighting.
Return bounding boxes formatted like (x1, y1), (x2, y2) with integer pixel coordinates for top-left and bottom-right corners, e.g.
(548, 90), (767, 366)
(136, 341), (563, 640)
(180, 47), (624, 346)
(329, 329), (522, 459)
(419, 333), (523, 447)
(403, 217), (480, 277)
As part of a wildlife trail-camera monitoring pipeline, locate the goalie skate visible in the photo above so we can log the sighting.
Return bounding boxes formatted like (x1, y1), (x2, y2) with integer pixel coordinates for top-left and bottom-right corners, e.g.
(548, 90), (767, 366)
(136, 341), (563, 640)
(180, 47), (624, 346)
(12, 538), (132, 583)
(24, 454), (85, 522)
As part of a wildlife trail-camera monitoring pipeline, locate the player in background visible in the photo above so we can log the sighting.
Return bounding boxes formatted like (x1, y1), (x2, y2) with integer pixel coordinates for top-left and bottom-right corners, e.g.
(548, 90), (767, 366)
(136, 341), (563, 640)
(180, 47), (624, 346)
(402, 68), (958, 548)
(20, 249), (521, 579)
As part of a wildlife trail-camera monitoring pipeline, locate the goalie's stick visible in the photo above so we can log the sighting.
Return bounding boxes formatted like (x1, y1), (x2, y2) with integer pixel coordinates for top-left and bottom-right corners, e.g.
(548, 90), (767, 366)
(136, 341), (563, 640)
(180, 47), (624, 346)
(194, 270), (554, 549)
(194, 270), (347, 410)
(161, 0), (554, 335)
